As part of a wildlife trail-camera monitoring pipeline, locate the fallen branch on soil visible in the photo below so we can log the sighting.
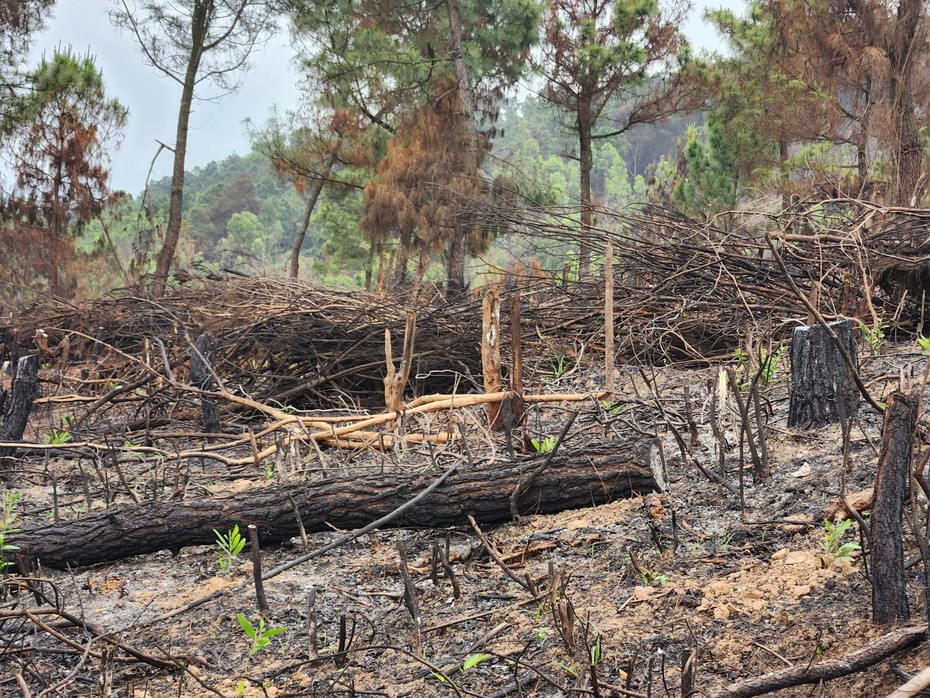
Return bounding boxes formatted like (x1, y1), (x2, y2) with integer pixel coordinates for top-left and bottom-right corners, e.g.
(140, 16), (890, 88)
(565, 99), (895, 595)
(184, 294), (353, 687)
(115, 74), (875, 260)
(0, 390), (601, 463)
(11, 441), (658, 569)
(885, 662), (930, 698)
(711, 624), (927, 698)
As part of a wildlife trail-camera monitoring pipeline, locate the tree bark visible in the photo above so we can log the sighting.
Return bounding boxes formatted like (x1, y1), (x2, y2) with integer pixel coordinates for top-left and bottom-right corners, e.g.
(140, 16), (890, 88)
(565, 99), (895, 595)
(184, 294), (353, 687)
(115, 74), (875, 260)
(0, 354), (39, 464)
(871, 390), (914, 625)
(152, 2), (209, 297)
(482, 285), (502, 428)
(393, 228), (412, 286)
(11, 442), (659, 569)
(788, 320), (858, 429)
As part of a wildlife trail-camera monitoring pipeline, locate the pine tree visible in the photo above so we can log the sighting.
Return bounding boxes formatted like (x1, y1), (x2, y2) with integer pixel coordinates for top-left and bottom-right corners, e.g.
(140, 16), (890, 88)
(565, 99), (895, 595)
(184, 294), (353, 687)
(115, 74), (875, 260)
(3, 49), (126, 297)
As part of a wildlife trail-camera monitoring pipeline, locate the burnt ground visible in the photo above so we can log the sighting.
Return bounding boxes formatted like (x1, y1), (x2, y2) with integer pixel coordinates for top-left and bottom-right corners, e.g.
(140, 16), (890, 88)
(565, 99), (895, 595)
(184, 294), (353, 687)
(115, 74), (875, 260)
(2, 343), (930, 697)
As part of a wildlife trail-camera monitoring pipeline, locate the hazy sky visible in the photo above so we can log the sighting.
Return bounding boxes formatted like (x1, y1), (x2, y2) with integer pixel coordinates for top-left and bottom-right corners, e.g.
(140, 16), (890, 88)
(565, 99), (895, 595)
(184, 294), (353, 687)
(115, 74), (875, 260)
(30, 1), (737, 195)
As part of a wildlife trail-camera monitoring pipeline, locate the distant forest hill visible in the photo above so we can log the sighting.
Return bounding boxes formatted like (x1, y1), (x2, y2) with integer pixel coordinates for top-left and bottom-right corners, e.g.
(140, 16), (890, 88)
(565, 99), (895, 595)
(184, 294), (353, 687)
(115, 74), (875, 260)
(143, 97), (699, 286)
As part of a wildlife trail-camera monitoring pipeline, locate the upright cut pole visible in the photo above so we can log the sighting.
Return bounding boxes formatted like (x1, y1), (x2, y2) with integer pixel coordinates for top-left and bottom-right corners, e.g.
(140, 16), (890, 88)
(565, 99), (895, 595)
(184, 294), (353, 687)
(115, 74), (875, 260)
(604, 239), (615, 392)
(482, 285), (502, 427)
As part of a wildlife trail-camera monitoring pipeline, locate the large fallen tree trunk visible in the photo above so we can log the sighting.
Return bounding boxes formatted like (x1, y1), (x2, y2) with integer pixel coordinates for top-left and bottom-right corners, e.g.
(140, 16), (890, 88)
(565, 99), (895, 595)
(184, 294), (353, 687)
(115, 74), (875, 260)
(12, 441), (659, 569)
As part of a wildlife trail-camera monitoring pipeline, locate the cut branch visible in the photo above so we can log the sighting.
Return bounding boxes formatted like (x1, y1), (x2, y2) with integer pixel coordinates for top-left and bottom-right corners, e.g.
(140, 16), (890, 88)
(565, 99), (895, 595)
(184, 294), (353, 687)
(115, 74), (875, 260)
(711, 624), (926, 698)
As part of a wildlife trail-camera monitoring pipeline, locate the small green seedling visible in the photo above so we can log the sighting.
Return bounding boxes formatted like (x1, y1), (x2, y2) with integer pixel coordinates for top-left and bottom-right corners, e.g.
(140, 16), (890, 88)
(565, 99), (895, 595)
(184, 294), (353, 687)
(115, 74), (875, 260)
(820, 519), (860, 563)
(601, 400), (623, 416)
(734, 346), (748, 364)
(531, 435), (557, 454)
(859, 319), (885, 353)
(545, 354), (574, 381)
(0, 491), (21, 574)
(919, 335), (930, 356)
(640, 570), (669, 587)
(237, 613), (286, 659)
(761, 345), (787, 385)
(461, 653), (491, 673)
(214, 524), (246, 575)
(590, 634), (603, 666)
(45, 428), (72, 445)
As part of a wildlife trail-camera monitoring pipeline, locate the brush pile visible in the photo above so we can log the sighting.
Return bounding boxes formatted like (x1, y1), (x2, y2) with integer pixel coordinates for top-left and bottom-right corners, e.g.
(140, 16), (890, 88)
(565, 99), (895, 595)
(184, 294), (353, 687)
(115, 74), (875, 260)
(2, 199), (927, 420)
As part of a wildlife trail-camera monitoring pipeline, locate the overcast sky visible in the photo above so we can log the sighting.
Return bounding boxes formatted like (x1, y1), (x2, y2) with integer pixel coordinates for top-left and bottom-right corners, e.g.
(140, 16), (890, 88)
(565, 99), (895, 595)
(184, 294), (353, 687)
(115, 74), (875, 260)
(30, 0), (738, 195)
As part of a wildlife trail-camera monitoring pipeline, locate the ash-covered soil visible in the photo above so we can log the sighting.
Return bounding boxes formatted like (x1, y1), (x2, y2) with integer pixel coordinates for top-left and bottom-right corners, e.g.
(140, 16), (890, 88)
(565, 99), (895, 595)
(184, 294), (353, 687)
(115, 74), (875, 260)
(2, 346), (929, 697)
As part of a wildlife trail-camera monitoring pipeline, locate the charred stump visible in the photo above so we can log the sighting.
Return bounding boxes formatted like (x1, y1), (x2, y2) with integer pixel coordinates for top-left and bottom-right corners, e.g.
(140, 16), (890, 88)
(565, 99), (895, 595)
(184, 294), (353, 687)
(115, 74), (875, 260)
(788, 320), (858, 429)
(0, 354), (40, 465)
(10, 441), (659, 569)
(871, 391), (914, 625)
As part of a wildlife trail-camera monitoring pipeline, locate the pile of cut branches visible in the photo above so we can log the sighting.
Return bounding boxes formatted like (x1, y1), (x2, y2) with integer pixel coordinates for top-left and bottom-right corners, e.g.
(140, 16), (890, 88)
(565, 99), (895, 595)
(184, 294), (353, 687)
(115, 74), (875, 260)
(3, 198), (927, 421)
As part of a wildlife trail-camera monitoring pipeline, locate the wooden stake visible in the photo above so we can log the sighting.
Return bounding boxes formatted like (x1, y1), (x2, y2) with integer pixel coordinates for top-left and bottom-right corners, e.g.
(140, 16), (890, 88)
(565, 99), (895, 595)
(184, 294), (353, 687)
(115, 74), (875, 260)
(383, 311), (417, 415)
(383, 328), (397, 412)
(482, 285), (502, 427)
(247, 525), (269, 613)
(604, 239), (615, 392)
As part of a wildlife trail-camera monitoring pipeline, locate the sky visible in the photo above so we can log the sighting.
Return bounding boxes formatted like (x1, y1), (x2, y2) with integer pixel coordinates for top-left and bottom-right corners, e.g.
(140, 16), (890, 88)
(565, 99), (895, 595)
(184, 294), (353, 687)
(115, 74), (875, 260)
(30, 0), (741, 195)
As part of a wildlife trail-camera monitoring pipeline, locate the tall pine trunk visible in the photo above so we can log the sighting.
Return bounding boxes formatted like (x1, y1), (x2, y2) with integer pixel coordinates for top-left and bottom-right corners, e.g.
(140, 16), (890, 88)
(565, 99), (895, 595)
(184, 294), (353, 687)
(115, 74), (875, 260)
(289, 162), (331, 279)
(886, 0), (923, 206)
(577, 97), (594, 280)
(152, 2), (209, 297)
(444, 0), (478, 298)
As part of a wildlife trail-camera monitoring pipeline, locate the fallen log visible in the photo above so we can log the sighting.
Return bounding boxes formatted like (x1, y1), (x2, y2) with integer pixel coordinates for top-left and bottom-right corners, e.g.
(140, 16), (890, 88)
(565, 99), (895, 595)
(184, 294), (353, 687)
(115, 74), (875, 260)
(11, 441), (659, 569)
(711, 624), (926, 698)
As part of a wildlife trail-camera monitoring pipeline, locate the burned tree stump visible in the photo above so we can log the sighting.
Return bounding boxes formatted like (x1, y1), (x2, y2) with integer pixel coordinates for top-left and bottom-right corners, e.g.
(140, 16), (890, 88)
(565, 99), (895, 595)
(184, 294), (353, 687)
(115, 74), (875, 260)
(0, 354), (40, 465)
(871, 391), (914, 625)
(788, 320), (858, 429)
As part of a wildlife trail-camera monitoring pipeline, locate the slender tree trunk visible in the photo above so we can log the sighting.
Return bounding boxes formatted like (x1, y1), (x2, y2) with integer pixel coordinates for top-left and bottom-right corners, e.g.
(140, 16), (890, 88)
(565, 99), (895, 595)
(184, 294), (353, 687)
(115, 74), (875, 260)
(857, 74), (873, 196)
(446, 226), (467, 297)
(778, 137), (790, 211)
(444, 0), (478, 298)
(289, 164), (330, 279)
(364, 240), (375, 291)
(885, 0), (924, 207)
(393, 229), (412, 286)
(50, 138), (63, 298)
(578, 96), (594, 280)
(152, 3), (209, 297)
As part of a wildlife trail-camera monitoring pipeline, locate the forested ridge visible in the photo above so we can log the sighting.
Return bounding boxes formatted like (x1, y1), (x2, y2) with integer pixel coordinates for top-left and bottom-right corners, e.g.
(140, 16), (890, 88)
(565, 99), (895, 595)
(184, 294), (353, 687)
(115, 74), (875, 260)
(1, 0), (927, 300)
